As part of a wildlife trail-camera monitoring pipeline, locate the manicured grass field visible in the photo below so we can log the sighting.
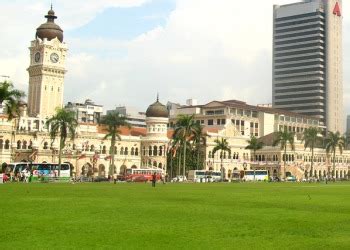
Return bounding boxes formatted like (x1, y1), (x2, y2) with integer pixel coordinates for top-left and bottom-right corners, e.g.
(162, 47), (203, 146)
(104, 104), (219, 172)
(1, 182), (350, 249)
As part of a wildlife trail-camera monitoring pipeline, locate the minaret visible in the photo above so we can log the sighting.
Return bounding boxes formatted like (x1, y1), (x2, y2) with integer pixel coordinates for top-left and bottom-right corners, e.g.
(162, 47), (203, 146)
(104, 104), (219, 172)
(27, 6), (68, 118)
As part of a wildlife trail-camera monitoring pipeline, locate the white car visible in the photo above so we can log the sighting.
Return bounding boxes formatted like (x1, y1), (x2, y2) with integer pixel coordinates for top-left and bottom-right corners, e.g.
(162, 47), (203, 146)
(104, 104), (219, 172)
(172, 176), (187, 182)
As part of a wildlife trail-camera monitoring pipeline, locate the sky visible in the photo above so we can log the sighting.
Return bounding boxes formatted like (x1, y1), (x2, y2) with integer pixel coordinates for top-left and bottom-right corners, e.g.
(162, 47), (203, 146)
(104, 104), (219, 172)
(1, 0), (350, 116)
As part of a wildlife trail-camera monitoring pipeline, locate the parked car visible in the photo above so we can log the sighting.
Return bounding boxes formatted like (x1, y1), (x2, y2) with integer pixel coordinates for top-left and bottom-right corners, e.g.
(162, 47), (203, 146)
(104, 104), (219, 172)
(172, 176), (187, 182)
(286, 176), (297, 182)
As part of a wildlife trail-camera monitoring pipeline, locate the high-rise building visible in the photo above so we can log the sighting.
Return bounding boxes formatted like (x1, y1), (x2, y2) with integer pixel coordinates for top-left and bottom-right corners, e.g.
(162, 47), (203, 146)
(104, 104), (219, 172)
(272, 0), (343, 133)
(107, 106), (146, 128)
(27, 7), (67, 118)
(346, 115), (350, 134)
(65, 99), (103, 124)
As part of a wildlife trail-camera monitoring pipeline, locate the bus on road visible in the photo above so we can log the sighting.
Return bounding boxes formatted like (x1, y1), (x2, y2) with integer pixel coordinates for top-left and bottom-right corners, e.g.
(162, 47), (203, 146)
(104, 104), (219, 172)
(188, 170), (222, 182)
(243, 170), (269, 181)
(125, 168), (163, 182)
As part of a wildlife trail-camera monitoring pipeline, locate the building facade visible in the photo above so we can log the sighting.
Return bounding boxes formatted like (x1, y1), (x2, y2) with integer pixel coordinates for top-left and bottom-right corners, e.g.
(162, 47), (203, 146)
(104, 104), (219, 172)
(65, 99), (103, 124)
(272, 0), (343, 133)
(107, 106), (146, 128)
(169, 99), (323, 138)
(27, 8), (67, 118)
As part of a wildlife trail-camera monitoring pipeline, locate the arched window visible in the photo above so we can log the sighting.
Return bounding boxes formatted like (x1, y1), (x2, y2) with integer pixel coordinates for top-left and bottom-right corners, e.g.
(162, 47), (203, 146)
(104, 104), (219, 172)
(0, 139), (3, 149)
(153, 146), (158, 156)
(159, 146), (163, 156)
(124, 147), (128, 155)
(228, 151), (231, 159)
(90, 145), (95, 152)
(223, 152), (226, 159)
(4, 140), (10, 150)
(153, 161), (157, 167)
(208, 151), (212, 158)
(120, 147), (124, 155)
(142, 147), (146, 156)
(131, 147), (135, 156)
(102, 146), (106, 154)
(22, 141), (27, 150)
(149, 146), (152, 156)
(17, 140), (21, 149)
(135, 148), (139, 156)
(43, 142), (48, 150)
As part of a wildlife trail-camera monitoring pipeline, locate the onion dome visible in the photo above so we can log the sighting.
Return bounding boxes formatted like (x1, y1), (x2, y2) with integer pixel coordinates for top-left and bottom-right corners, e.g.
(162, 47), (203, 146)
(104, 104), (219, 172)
(146, 95), (169, 118)
(36, 7), (63, 42)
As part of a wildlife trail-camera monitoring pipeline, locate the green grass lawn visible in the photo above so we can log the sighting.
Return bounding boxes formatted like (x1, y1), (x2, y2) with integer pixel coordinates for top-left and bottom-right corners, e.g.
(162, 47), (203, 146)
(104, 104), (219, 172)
(1, 182), (350, 249)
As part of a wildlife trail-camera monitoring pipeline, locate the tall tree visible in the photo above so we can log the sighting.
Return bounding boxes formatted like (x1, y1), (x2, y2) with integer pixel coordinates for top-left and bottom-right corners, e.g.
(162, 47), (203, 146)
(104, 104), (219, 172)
(302, 127), (322, 178)
(0, 81), (25, 120)
(324, 131), (345, 180)
(212, 138), (231, 181)
(273, 129), (295, 179)
(100, 112), (130, 175)
(191, 123), (209, 170)
(46, 108), (78, 176)
(245, 135), (264, 162)
(174, 114), (196, 178)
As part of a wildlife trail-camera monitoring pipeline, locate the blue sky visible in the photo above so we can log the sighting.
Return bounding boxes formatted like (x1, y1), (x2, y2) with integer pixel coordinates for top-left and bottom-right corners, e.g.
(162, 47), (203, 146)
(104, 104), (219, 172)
(67, 0), (175, 41)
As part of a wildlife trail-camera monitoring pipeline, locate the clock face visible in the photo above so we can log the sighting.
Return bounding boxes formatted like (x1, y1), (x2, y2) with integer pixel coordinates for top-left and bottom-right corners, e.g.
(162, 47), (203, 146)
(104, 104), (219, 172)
(50, 53), (59, 63)
(34, 52), (40, 63)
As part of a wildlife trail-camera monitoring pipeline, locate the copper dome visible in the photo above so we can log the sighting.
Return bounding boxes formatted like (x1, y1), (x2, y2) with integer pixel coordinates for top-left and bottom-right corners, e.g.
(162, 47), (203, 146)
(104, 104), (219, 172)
(36, 8), (63, 42)
(146, 97), (168, 118)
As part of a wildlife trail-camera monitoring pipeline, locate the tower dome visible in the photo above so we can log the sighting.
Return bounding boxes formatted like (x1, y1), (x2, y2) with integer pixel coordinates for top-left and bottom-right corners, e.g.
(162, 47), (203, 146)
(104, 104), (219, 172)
(146, 96), (169, 118)
(36, 7), (64, 42)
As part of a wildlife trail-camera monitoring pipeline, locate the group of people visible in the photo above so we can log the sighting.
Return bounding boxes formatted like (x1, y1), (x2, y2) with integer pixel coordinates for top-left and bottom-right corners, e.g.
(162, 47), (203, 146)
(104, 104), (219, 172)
(2, 168), (31, 183)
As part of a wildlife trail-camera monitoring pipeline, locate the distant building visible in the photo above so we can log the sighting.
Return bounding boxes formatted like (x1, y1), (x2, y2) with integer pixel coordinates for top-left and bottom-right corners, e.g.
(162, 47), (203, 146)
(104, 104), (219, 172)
(107, 106), (146, 128)
(169, 99), (323, 138)
(347, 115), (350, 134)
(272, 0), (343, 133)
(65, 99), (103, 124)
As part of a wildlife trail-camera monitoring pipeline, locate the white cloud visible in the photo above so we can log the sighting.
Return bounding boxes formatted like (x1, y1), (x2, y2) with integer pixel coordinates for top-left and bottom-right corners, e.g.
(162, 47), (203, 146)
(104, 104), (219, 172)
(2, 0), (350, 120)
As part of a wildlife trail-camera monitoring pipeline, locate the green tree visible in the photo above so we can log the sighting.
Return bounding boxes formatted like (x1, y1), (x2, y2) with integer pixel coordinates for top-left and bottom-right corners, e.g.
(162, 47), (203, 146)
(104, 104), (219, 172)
(212, 138), (231, 181)
(0, 81), (25, 120)
(302, 127), (322, 178)
(245, 135), (264, 162)
(324, 131), (345, 180)
(46, 108), (78, 176)
(174, 114), (196, 178)
(191, 123), (209, 170)
(100, 112), (130, 175)
(273, 129), (295, 179)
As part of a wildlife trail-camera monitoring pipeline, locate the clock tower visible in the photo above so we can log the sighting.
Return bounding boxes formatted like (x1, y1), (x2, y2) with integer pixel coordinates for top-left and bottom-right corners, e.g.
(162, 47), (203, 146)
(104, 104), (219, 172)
(27, 7), (67, 118)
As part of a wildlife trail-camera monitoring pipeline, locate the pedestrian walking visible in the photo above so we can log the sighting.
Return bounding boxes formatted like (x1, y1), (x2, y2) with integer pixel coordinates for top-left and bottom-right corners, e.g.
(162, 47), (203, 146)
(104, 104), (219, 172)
(152, 172), (157, 187)
(113, 172), (117, 184)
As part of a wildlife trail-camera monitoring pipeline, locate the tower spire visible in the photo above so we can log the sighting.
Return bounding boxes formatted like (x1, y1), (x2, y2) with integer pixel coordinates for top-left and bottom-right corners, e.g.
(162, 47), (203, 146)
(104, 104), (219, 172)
(157, 93), (159, 102)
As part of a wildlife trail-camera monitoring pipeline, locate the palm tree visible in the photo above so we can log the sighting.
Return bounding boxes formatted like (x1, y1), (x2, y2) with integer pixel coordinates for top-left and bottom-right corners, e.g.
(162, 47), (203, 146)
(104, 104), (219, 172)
(100, 112), (130, 175)
(191, 123), (209, 170)
(245, 135), (264, 162)
(0, 81), (25, 120)
(212, 138), (231, 181)
(324, 131), (345, 180)
(174, 114), (196, 178)
(302, 127), (322, 178)
(46, 108), (78, 176)
(273, 129), (295, 179)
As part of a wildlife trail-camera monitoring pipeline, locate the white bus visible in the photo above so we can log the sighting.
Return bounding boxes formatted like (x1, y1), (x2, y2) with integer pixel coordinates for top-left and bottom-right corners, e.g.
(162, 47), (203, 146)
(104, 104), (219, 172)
(188, 170), (222, 182)
(243, 170), (269, 181)
(6, 162), (71, 181)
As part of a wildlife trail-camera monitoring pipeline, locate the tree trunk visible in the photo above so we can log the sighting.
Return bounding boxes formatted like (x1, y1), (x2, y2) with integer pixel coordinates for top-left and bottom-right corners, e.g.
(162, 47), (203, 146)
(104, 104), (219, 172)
(58, 137), (64, 177)
(170, 152), (173, 180)
(197, 143), (200, 170)
(310, 143), (314, 178)
(283, 145), (287, 180)
(220, 151), (224, 181)
(183, 139), (186, 179)
(333, 148), (336, 181)
(177, 151), (181, 177)
(110, 133), (116, 176)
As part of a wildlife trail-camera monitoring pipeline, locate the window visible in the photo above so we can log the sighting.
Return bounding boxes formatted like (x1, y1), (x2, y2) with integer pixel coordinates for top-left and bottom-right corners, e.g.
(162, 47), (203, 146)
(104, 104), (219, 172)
(208, 120), (213, 125)
(221, 119), (226, 125)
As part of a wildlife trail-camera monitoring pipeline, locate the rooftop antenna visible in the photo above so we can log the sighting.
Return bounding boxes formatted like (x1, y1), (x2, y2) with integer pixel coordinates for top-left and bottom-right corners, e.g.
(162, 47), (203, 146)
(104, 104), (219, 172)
(157, 92), (159, 102)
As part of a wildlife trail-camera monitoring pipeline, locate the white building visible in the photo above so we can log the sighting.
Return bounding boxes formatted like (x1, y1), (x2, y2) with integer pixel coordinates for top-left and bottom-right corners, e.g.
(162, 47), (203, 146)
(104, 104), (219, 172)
(65, 99), (103, 124)
(107, 106), (146, 128)
(272, 0), (343, 133)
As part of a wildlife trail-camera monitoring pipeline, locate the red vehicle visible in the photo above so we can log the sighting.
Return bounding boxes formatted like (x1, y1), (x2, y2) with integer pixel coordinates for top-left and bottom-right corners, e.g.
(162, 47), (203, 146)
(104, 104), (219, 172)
(125, 168), (163, 182)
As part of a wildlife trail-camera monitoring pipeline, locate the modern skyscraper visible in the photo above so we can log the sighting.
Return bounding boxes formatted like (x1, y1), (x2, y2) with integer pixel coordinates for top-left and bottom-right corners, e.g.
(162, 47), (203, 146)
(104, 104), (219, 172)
(272, 0), (343, 133)
(27, 7), (67, 118)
